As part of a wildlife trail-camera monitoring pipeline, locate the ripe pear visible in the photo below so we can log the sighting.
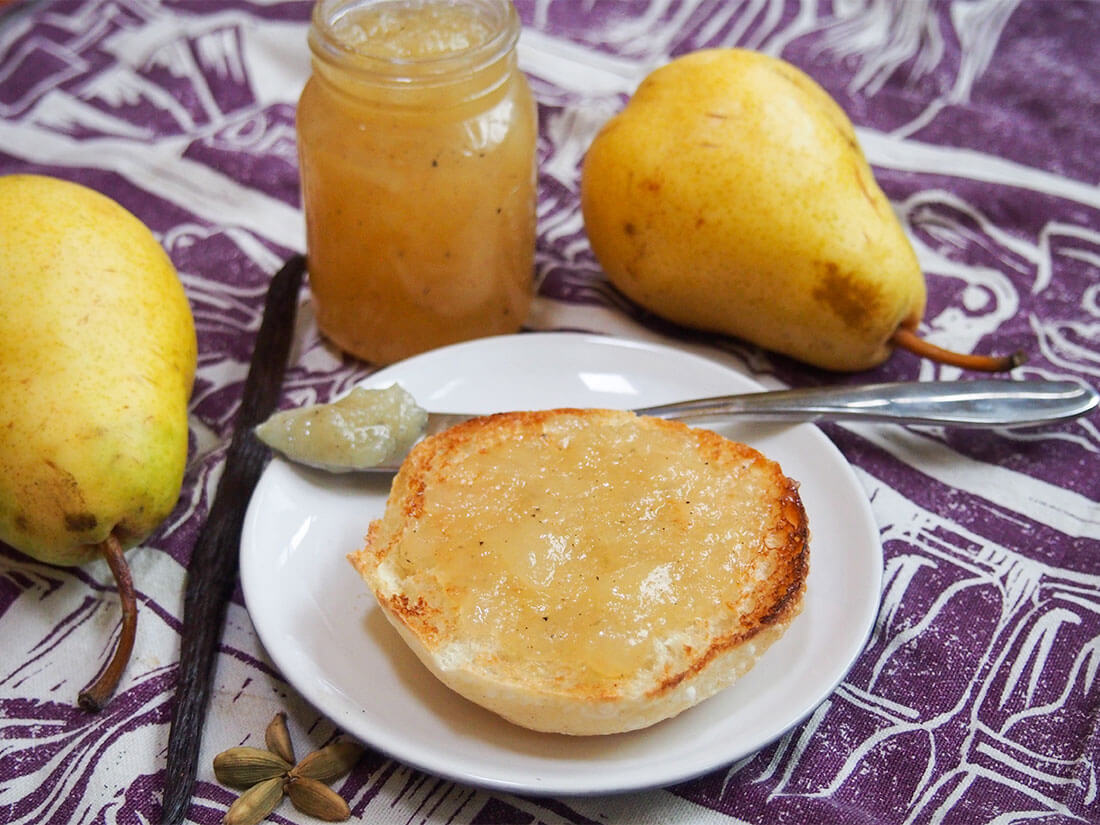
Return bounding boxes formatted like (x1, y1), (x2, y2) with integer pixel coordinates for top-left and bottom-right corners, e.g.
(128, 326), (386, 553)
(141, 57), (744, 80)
(0, 174), (197, 710)
(581, 49), (1019, 372)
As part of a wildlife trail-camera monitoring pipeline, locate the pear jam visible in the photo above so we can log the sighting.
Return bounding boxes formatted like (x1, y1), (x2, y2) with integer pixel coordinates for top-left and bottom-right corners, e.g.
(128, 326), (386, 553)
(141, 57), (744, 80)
(377, 412), (797, 682)
(255, 384), (427, 471)
(297, 0), (537, 365)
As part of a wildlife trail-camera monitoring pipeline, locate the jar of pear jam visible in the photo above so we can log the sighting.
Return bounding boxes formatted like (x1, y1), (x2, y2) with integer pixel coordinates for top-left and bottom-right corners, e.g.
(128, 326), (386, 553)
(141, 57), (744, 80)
(297, 0), (537, 365)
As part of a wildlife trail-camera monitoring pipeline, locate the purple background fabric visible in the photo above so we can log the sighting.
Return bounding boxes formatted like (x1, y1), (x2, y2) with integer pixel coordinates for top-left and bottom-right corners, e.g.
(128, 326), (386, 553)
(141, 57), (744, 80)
(1, 0), (1097, 822)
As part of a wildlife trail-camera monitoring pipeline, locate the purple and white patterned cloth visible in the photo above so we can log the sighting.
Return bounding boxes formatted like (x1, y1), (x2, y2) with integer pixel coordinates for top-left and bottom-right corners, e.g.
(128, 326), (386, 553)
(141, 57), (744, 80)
(2, 0), (1098, 822)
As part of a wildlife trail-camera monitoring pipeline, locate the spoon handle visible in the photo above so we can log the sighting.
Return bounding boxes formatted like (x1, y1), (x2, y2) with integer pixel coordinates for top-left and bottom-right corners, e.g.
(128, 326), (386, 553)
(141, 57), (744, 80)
(635, 379), (1098, 428)
(334, 379), (1098, 474)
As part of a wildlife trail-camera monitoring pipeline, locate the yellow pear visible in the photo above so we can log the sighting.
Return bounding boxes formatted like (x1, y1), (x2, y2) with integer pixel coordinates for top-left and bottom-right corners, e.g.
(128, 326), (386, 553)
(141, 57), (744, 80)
(581, 48), (1018, 372)
(0, 174), (196, 710)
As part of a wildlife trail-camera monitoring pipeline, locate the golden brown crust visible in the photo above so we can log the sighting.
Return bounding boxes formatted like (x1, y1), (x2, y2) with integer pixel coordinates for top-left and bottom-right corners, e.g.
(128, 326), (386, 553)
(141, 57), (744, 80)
(349, 408), (809, 735)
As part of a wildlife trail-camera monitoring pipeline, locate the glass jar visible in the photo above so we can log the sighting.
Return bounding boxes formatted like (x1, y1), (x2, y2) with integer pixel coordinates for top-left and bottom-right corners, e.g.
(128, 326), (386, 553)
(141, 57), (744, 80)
(297, 0), (537, 365)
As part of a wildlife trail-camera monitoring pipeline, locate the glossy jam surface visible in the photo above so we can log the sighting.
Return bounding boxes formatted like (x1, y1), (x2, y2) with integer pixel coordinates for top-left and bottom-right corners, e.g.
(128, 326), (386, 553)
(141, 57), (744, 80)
(298, 0), (536, 365)
(386, 414), (785, 683)
(330, 1), (494, 58)
(255, 384), (426, 471)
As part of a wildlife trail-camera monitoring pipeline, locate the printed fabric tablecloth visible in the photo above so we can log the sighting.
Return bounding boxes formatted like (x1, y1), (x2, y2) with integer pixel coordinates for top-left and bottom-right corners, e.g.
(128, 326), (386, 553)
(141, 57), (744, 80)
(2, 0), (1098, 823)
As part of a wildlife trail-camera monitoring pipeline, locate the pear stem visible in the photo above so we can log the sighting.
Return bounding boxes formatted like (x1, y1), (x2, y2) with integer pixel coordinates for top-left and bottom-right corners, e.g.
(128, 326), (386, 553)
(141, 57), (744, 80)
(78, 531), (137, 713)
(891, 327), (1025, 373)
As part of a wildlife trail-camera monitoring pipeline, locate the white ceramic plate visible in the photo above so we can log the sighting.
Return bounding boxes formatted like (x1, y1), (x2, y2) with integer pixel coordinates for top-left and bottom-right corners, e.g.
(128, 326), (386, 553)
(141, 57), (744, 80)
(240, 332), (882, 796)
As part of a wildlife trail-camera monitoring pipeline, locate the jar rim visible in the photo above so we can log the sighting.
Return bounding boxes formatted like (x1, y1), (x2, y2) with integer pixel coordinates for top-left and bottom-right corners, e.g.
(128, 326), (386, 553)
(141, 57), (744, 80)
(309, 0), (520, 84)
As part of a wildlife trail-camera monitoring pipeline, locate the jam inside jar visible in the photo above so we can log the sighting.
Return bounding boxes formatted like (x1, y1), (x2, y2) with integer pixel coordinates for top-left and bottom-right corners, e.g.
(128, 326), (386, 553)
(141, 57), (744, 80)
(298, 0), (537, 364)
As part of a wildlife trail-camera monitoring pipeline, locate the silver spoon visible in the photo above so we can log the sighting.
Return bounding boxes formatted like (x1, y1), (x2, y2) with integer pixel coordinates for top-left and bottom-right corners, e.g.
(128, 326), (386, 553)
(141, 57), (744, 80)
(351, 379), (1097, 472)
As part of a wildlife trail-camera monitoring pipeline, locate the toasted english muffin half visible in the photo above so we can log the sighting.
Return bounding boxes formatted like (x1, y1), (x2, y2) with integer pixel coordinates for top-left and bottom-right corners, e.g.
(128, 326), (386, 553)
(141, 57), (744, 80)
(348, 408), (808, 735)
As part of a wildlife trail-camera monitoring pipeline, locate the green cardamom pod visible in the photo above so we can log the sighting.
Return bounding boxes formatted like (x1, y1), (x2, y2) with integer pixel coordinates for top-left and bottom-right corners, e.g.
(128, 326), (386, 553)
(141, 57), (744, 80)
(290, 741), (364, 783)
(264, 712), (296, 765)
(286, 776), (352, 821)
(213, 746), (291, 789)
(222, 776), (285, 825)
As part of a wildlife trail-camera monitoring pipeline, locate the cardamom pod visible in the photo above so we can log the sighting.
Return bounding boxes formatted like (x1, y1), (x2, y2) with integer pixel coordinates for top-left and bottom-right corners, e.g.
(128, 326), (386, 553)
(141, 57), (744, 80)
(286, 776), (351, 821)
(213, 747), (291, 789)
(290, 741), (364, 783)
(222, 776), (285, 825)
(264, 712), (296, 765)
